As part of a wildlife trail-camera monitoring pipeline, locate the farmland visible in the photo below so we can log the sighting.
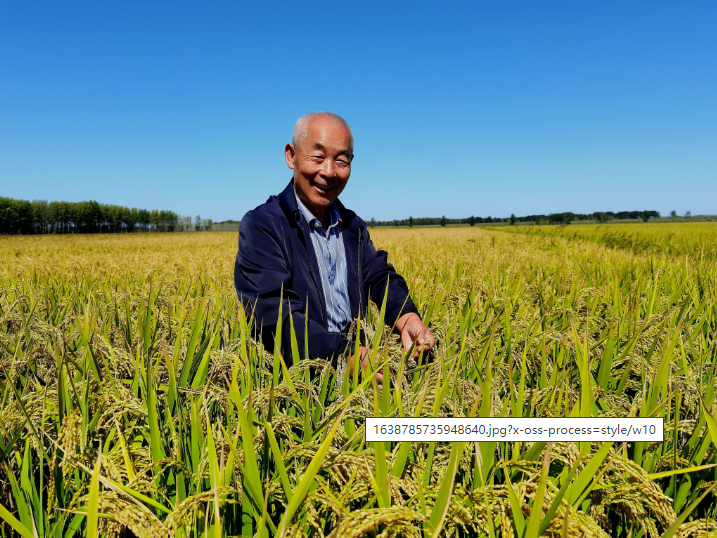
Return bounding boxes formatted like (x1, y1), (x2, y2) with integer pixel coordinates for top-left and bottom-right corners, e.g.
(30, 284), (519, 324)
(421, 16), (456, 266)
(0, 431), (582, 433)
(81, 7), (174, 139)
(2, 223), (717, 537)
(490, 222), (717, 260)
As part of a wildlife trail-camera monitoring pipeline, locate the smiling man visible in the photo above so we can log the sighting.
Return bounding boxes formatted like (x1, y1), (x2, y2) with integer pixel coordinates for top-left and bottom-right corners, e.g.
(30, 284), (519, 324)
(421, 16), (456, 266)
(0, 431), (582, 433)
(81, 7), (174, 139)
(234, 112), (434, 380)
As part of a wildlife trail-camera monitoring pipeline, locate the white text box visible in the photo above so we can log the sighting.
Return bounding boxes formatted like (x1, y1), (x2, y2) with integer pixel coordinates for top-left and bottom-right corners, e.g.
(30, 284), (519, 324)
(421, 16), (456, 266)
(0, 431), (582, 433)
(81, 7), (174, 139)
(365, 417), (664, 442)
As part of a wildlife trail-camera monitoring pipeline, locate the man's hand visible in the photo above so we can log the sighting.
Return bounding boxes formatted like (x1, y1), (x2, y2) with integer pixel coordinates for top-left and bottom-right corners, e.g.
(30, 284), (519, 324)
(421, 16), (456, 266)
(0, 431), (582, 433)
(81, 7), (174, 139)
(395, 312), (435, 358)
(347, 346), (383, 382)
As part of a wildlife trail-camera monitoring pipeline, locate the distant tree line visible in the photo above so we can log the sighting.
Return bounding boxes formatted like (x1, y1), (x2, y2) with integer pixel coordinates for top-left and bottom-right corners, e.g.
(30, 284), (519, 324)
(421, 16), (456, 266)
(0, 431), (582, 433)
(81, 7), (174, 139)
(0, 196), (199, 234)
(212, 219), (241, 232)
(369, 210), (662, 227)
(514, 210), (661, 225)
(369, 215), (507, 227)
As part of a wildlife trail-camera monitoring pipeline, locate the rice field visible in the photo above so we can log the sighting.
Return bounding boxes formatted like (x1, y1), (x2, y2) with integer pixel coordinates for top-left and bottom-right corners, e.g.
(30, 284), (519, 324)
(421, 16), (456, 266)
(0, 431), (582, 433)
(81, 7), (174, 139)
(491, 222), (717, 260)
(2, 223), (717, 537)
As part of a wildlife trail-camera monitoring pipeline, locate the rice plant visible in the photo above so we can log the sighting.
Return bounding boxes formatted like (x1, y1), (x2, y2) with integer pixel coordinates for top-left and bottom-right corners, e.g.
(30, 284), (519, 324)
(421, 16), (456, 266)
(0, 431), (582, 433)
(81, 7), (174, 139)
(1, 225), (717, 537)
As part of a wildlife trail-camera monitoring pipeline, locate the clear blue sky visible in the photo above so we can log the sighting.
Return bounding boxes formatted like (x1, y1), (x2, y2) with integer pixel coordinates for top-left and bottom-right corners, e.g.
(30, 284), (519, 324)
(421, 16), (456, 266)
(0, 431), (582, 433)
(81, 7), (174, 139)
(1, 1), (715, 221)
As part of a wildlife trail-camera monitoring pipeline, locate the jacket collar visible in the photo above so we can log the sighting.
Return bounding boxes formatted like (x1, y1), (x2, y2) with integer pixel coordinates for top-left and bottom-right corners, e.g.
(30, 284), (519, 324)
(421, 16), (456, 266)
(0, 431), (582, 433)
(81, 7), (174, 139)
(277, 179), (356, 231)
(294, 189), (343, 231)
(277, 179), (301, 225)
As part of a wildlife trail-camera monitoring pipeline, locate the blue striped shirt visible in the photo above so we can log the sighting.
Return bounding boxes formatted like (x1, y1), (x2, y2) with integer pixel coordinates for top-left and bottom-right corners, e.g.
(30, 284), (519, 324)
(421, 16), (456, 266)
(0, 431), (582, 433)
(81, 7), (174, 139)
(294, 192), (352, 333)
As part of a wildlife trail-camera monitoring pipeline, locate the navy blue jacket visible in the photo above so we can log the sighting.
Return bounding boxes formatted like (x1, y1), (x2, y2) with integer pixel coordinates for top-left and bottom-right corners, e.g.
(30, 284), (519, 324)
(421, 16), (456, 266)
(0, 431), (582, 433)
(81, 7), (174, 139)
(234, 180), (419, 365)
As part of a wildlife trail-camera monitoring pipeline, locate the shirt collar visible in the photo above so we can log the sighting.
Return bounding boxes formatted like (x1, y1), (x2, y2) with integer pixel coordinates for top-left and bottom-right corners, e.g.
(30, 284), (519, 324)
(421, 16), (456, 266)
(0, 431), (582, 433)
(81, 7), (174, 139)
(294, 188), (342, 230)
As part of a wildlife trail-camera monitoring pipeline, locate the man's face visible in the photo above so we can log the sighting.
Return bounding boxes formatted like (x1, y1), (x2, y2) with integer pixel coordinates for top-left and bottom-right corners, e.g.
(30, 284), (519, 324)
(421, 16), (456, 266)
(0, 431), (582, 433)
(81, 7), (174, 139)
(285, 117), (353, 219)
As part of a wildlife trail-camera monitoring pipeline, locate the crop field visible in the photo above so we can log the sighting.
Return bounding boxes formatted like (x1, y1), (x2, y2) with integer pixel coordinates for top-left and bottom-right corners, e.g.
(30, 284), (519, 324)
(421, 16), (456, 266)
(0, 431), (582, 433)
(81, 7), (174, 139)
(2, 224), (717, 537)
(490, 222), (717, 260)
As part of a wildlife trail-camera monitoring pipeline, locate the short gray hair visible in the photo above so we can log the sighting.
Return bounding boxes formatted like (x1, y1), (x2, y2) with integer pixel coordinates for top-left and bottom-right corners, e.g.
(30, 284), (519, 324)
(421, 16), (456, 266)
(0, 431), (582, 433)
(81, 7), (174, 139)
(292, 112), (353, 154)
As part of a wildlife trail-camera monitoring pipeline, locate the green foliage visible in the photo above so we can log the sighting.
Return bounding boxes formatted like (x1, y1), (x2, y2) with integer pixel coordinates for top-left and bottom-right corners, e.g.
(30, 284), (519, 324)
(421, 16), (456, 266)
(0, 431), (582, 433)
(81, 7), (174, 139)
(0, 195), (181, 234)
(594, 211), (609, 223)
(0, 197), (33, 234)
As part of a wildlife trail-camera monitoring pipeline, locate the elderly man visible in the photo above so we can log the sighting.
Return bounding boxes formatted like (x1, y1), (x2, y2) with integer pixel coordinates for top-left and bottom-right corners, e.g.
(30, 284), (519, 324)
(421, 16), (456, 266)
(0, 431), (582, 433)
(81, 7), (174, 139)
(234, 112), (434, 381)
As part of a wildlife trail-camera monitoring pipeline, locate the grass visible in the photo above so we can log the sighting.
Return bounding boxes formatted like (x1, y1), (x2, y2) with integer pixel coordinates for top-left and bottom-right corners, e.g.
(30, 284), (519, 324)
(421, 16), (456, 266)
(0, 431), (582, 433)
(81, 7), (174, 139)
(1, 224), (717, 537)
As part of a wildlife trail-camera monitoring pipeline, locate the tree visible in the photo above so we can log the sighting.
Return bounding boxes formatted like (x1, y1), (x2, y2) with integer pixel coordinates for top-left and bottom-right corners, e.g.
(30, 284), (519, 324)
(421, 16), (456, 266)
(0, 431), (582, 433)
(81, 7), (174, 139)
(440, 215), (447, 227)
(0, 197), (33, 234)
(0, 195), (182, 234)
(137, 209), (151, 231)
(162, 211), (179, 231)
(31, 200), (49, 233)
(685, 211), (692, 218)
(641, 211), (650, 222)
(369, 218), (376, 228)
(670, 210), (677, 218)
(467, 215), (475, 227)
(594, 212), (608, 223)
(195, 215), (201, 231)
(408, 216), (414, 228)
(127, 208), (138, 232)
(509, 213), (517, 226)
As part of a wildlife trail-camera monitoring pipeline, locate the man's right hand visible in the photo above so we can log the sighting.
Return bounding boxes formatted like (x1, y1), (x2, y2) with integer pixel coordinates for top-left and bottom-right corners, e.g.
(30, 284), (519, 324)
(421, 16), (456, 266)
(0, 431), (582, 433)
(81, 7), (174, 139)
(347, 345), (383, 383)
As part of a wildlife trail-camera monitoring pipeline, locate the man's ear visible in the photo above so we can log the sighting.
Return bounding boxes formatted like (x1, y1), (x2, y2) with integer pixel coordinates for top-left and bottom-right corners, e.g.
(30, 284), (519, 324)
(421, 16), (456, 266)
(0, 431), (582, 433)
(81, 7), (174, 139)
(285, 143), (296, 169)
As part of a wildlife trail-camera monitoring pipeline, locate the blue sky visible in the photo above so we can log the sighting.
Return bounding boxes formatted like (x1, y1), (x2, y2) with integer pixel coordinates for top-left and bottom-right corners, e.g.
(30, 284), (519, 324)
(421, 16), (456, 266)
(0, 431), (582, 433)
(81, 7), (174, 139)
(1, 1), (715, 221)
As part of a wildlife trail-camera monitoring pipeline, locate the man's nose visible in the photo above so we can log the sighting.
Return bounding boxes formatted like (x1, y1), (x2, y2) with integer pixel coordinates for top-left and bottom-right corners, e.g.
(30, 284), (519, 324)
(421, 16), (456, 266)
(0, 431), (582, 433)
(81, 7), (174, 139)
(320, 159), (336, 178)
